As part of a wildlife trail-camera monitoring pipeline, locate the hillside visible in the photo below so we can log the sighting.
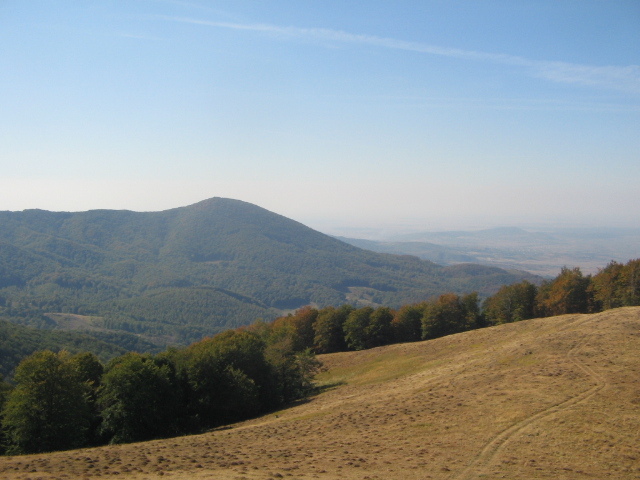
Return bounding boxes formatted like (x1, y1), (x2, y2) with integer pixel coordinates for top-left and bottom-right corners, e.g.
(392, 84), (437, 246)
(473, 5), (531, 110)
(0, 198), (539, 347)
(0, 318), (159, 380)
(2, 307), (638, 479)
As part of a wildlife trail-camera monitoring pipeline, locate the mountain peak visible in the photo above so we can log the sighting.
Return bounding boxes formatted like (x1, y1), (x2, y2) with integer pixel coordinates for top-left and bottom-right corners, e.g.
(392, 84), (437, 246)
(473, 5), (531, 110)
(186, 197), (243, 209)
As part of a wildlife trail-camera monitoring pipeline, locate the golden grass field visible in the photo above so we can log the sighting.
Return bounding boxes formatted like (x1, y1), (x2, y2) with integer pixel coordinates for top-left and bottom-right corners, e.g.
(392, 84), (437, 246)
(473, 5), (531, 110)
(1, 307), (639, 480)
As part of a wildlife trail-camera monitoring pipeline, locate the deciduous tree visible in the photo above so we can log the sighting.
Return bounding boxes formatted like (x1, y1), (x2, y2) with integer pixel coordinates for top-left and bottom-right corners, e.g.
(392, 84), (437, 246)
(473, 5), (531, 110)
(313, 305), (352, 353)
(536, 267), (593, 316)
(421, 294), (468, 340)
(183, 330), (270, 426)
(483, 281), (537, 325)
(343, 307), (374, 351)
(620, 259), (640, 306)
(367, 307), (394, 348)
(0, 374), (12, 454)
(287, 306), (318, 351)
(98, 353), (180, 444)
(392, 303), (426, 342)
(1, 350), (91, 454)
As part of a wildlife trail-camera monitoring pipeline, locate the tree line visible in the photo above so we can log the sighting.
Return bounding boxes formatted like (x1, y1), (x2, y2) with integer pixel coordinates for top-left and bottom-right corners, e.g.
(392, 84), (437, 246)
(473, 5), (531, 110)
(267, 259), (640, 354)
(0, 327), (320, 455)
(0, 258), (638, 455)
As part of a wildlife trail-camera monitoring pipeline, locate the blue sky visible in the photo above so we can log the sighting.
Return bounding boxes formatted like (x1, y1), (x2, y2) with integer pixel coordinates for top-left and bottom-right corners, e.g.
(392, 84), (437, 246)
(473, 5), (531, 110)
(1, 1), (638, 232)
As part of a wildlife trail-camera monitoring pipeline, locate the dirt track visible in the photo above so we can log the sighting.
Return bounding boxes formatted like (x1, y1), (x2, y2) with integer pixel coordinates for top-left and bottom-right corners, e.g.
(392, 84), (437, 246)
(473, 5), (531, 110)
(1, 307), (639, 479)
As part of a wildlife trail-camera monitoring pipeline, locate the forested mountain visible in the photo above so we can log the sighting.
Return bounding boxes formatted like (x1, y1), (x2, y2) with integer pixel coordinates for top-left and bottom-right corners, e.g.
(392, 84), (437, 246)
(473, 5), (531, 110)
(0, 198), (539, 347)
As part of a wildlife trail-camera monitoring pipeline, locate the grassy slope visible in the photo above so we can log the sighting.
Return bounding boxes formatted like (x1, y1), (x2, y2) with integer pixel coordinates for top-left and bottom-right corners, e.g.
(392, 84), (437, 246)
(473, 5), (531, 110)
(1, 306), (638, 479)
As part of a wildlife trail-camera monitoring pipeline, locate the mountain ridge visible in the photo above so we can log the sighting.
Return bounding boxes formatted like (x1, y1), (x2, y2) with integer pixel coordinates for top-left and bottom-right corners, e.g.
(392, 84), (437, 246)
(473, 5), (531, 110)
(0, 197), (540, 347)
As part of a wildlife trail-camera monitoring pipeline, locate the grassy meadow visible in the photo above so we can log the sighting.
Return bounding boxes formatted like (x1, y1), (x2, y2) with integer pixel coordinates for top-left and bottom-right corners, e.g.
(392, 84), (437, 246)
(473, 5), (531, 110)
(1, 307), (639, 479)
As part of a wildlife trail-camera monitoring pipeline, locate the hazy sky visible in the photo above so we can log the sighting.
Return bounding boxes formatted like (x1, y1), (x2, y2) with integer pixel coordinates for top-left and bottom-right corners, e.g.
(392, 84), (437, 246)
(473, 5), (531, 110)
(1, 1), (639, 232)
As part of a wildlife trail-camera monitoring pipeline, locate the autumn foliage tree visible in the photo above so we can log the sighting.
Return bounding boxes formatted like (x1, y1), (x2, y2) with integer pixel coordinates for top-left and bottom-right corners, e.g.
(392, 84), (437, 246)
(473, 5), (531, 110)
(286, 305), (318, 351)
(536, 267), (594, 317)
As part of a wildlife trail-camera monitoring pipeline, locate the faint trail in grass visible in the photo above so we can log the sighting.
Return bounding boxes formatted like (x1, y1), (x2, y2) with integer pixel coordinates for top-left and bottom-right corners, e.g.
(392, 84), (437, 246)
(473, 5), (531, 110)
(452, 315), (607, 480)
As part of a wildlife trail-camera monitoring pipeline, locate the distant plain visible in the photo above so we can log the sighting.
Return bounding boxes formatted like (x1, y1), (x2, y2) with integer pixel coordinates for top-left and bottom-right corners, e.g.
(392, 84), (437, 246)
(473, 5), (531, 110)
(337, 226), (640, 277)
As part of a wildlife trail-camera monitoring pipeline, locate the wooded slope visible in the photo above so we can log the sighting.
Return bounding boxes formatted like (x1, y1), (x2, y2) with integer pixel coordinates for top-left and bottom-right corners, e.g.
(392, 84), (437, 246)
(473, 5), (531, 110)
(0, 197), (538, 347)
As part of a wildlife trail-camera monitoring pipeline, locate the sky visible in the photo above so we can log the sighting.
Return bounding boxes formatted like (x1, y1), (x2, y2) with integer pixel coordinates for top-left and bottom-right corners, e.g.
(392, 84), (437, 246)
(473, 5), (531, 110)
(1, 1), (639, 234)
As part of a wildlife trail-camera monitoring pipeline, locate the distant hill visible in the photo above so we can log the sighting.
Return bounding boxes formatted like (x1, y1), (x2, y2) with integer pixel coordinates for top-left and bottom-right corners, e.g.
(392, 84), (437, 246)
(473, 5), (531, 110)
(0, 198), (540, 347)
(393, 226), (556, 244)
(2, 307), (638, 479)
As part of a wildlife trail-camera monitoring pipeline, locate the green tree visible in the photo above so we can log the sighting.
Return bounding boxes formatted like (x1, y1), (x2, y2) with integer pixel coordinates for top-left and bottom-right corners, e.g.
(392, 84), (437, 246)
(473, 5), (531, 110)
(186, 352), (258, 428)
(590, 261), (624, 311)
(392, 303), (426, 343)
(343, 307), (374, 351)
(366, 307), (394, 348)
(620, 259), (640, 306)
(98, 353), (181, 444)
(460, 292), (482, 329)
(421, 294), (468, 340)
(182, 330), (273, 427)
(196, 330), (275, 408)
(248, 313), (323, 404)
(483, 281), (538, 325)
(313, 305), (353, 353)
(68, 352), (104, 445)
(1, 350), (92, 454)
(69, 351), (104, 388)
(0, 374), (12, 454)
(265, 337), (322, 404)
(590, 259), (640, 311)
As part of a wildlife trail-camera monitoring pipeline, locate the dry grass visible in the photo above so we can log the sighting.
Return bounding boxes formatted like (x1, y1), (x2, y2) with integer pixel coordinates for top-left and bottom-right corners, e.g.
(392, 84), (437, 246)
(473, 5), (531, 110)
(2, 307), (639, 480)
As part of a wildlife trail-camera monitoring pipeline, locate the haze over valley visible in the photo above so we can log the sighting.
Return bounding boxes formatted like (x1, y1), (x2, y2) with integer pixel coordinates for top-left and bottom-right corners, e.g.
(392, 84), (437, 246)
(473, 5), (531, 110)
(337, 225), (640, 277)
